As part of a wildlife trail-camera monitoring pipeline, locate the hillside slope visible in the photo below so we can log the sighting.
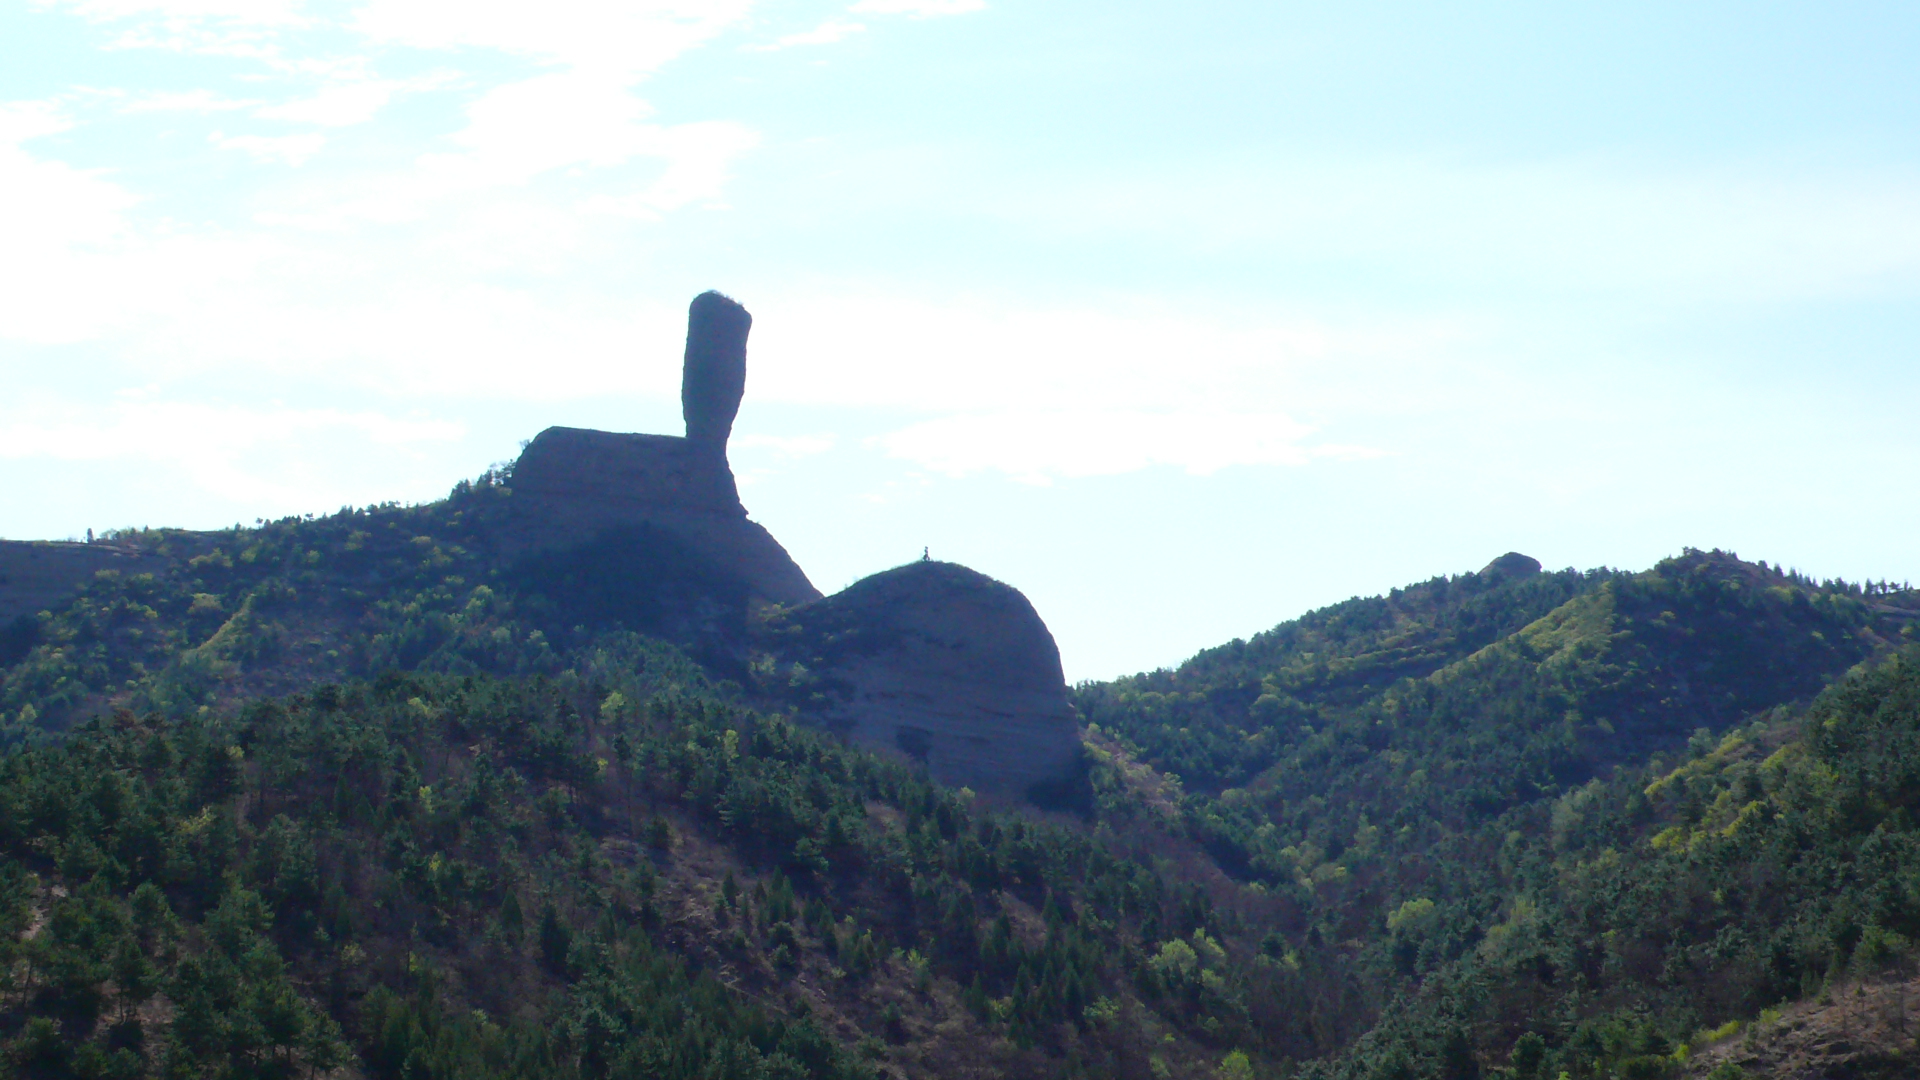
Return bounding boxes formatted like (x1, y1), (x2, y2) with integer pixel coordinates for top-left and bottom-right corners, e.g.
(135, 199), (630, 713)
(5, 501), (1920, 1080)
(1075, 550), (1920, 1078)
(0, 489), (1273, 1080)
(0, 633), (1276, 1080)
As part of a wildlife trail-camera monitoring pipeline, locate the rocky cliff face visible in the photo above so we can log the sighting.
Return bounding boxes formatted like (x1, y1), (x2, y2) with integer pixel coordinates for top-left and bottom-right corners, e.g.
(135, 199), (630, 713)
(504, 427), (817, 608)
(453, 294), (1089, 799)
(681, 291), (750, 449)
(762, 561), (1084, 800)
(496, 291), (818, 608)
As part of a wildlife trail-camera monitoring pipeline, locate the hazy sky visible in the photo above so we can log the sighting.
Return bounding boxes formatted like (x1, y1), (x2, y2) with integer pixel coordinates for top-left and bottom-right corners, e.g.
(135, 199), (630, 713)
(4, 0), (1919, 680)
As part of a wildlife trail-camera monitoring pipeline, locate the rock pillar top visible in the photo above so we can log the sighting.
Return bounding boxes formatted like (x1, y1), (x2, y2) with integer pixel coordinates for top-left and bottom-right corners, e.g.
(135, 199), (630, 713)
(681, 291), (750, 449)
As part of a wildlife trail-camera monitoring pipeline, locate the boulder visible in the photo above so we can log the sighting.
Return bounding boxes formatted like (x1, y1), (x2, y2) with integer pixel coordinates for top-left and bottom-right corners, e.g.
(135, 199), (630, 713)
(765, 560), (1083, 799)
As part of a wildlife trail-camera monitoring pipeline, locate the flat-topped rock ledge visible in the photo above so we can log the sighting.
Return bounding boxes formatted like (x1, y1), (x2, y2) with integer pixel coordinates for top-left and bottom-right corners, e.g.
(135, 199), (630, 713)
(514, 428), (745, 517)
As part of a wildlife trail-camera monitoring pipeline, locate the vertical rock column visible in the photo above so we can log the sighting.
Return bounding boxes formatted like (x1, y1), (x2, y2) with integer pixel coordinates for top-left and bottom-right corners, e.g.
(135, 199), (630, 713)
(682, 291), (752, 451)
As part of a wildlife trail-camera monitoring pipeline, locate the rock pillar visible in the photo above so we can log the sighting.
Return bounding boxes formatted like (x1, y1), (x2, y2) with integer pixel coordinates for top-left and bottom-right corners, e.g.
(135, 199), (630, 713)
(682, 291), (751, 449)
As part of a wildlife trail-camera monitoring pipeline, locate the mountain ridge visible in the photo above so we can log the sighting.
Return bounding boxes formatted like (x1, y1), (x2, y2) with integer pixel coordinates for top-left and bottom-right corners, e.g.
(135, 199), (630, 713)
(2, 523), (1919, 1080)
(4, 363), (1919, 1080)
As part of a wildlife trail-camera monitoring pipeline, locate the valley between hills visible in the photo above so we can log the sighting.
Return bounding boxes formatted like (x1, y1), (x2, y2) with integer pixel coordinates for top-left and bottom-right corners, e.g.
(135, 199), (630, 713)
(1, 297), (1918, 1080)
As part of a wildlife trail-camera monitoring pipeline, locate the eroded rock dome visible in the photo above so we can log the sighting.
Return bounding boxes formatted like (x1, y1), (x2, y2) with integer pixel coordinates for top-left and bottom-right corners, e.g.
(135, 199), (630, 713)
(765, 560), (1084, 800)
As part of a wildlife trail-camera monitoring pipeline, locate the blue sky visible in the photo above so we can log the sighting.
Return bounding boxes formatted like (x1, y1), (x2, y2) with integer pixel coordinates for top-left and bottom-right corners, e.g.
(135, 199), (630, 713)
(4, 0), (1919, 679)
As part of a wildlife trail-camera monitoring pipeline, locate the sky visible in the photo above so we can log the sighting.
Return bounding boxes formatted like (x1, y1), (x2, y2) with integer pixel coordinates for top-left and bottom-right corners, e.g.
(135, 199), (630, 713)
(3, 0), (1919, 681)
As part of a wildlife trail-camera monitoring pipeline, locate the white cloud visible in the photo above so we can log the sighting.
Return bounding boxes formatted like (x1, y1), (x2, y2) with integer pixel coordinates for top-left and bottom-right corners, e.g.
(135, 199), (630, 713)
(38, 0), (305, 21)
(452, 73), (660, 177)
(0, 400), (463, 462)
(747, 19), (865, 51)
(873, 410), (1371, 483)
(0, 398), (464, 505)
(575, 120), (762, 218)
(743, 293), (1446, 415)
(986, 155), (1920, 303)
(0, 102), (134, 264)
(732, 433), (838, 487)
(0, 101), (144, 344)
(739, 294), (1419, 481)
(353, 0), (755, 77)
(0, 104), (301, 350)
(211, 130), (326, 164)
(0, 99), (81, 153)
(848, 0), (983, 16)
(39, 0), (309, 61)
(122, 89), (259, 112)
(100, 279), (692, 401)
(255, 80), (403, 127)
(734, 433), (837, 458)
(268, 71), (760, 228)
(43, 0), (760, 84)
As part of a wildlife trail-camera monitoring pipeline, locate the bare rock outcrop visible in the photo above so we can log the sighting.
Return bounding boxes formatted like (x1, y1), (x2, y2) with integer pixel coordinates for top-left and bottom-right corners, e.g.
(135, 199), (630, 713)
(3, 291), (1088, 802)
(1687, 971), (1920, 1079)
(1479, 551), (1542, 582)
(512, 293), (1081, 797)
(682, 291), (750, 449)
(498, 292), (819, 608)
(764, 560), (1084, 799)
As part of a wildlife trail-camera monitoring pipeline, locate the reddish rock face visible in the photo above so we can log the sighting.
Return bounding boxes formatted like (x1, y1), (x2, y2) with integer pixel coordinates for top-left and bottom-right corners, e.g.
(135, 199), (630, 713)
(765, 560), (1084, 800)
(512, 429), (745, 518)
(507, 292), (1083, 799)
(505, 427), (818, 607)
(499, 293), (819, 609)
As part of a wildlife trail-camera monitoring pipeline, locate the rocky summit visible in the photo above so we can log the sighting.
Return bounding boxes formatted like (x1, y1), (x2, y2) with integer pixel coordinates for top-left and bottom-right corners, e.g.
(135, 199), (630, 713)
(762, 559), (1084, 801)
(502, 293), (1083, 796)
(499, 291), (819, 609)
(0, 290), (1088, 800)
(499, 290), (1082, 795)
(1478, 550), (1543, 581)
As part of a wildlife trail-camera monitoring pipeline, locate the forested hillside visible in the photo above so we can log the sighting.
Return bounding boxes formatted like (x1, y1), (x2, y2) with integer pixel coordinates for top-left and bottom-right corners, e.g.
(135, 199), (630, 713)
(3, 469), (1919, 1080)
(0, 641), (1273, 1080)
(1076, 551), (1920, 1078)
(0, 483), (1284, 1080)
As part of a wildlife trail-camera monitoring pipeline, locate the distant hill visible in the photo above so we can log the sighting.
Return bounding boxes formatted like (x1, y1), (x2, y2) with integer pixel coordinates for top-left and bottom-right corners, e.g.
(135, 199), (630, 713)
(1074, 549), (1920, 1079)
